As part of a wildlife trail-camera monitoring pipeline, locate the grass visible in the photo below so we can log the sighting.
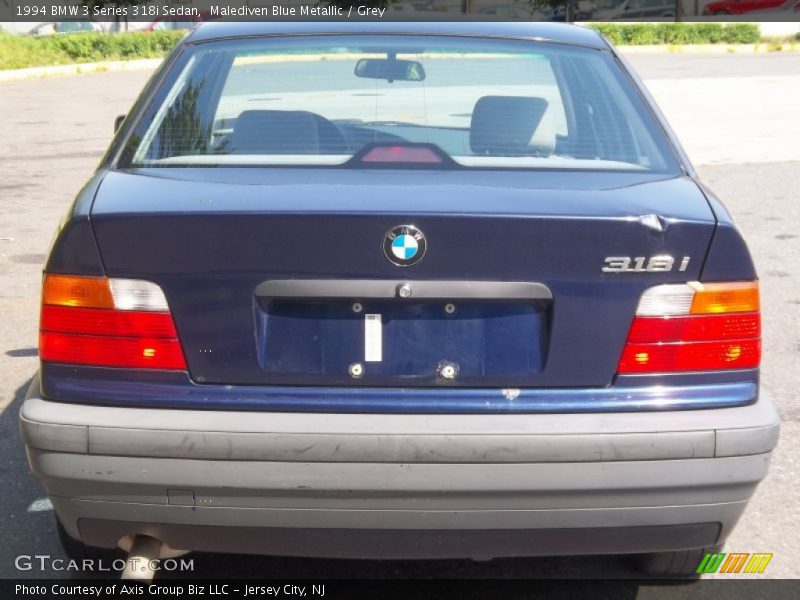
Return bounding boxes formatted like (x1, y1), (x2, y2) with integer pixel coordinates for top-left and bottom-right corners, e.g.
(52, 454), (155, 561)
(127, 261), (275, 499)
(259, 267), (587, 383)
(759, 35), (800, 52)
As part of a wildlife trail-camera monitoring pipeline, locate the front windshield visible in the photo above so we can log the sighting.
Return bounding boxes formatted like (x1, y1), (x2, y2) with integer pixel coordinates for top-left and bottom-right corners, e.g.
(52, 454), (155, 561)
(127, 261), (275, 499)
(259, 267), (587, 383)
(122, 35), (677, 172)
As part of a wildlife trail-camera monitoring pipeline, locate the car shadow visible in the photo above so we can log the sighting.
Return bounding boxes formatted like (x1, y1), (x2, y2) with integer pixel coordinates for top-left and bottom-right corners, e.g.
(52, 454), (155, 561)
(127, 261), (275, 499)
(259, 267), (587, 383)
(1, 377), (696, 589)
(0, 376), (64, 578)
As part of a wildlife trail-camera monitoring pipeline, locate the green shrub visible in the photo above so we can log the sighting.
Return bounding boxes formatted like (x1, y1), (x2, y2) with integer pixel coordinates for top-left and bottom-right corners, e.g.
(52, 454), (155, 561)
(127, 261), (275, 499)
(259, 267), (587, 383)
(0, 31), (185, 70)
(623, 24), (662, 45)
(587, 23), (762, 46)
(653, 23), (694, 45)
(723, 24), (760, 45)
(693, 23), (727, 44)
(586, 23), (621, 45)
(0, 24), (772, 72)
(45, 31), (184, 62)
(0, 32), (62, 69)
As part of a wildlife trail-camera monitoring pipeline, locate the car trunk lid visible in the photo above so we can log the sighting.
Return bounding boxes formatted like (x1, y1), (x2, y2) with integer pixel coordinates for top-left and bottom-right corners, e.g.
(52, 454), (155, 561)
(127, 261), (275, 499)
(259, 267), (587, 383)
(89, 168), (716, 387)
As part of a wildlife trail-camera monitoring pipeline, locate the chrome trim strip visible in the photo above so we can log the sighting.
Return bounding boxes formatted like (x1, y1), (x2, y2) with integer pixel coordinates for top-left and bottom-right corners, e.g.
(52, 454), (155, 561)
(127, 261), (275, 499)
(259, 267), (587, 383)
(41, 366), (756, 414)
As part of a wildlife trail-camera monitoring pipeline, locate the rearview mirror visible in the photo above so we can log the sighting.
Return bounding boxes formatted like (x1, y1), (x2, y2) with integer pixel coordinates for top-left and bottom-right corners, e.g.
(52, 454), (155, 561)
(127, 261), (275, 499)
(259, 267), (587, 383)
(114, 114), (126, 133)
(354, 59), (425, 82)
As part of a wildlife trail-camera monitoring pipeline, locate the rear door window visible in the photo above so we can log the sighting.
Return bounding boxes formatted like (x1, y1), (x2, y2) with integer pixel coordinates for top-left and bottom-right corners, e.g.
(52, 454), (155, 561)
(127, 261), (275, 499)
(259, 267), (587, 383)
(123, 35), (678, 172)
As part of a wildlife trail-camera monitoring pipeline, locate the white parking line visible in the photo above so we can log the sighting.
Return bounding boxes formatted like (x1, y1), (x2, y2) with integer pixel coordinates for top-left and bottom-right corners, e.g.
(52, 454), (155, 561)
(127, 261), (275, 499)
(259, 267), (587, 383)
(26, 498), (53, 513)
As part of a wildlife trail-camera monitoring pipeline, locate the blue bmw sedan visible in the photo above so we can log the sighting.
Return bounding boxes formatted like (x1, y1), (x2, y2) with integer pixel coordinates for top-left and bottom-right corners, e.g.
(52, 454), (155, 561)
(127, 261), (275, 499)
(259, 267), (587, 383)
(20, 22), (779, 575)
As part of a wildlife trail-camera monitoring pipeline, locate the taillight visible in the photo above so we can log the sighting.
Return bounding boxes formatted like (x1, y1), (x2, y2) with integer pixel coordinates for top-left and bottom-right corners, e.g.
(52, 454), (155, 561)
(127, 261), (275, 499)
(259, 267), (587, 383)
(39, 274), (186, 370)
(617, 281), (760, 374)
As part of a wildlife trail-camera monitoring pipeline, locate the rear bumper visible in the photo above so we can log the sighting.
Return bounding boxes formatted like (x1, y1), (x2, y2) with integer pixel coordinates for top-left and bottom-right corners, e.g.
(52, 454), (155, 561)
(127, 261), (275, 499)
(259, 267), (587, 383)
(21, 377), (780, 559)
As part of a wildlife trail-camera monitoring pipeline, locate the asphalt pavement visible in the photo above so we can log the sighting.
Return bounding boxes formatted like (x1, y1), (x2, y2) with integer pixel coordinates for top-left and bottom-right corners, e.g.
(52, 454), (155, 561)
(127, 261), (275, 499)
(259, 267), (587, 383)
(0, 51), (798, 584)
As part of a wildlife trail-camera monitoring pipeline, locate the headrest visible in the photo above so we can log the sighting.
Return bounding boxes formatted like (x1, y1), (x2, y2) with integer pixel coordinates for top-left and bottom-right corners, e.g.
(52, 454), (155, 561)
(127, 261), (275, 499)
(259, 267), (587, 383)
(230, 110), (320, 154)
(470, 96), (550, 156)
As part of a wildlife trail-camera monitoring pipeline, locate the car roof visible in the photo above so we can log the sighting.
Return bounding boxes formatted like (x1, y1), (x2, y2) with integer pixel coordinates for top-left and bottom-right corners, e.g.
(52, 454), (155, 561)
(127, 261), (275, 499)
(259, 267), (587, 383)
(186, 21), (607, 50)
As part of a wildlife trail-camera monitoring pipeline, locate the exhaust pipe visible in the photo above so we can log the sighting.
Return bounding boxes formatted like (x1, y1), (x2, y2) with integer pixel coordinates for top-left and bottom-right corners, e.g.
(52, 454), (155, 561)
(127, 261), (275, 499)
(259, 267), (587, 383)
(121, 535), (163, 581)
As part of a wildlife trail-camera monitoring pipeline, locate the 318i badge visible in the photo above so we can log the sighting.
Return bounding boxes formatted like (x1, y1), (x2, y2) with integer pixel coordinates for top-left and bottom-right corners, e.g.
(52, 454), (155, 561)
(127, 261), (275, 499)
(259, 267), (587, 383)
(384, 225), (427, 267)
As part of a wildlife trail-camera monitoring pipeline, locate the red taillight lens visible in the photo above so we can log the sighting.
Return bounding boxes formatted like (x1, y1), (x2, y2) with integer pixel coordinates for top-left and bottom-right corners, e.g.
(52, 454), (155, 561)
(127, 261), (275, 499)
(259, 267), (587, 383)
(40, 275), (186, 371)
(618, 339), (761, 374)
(617, 281), (760, 375)
(41, 306), (178, 338)
(40, 332), (186, 370)
(626, 313), (760, 343)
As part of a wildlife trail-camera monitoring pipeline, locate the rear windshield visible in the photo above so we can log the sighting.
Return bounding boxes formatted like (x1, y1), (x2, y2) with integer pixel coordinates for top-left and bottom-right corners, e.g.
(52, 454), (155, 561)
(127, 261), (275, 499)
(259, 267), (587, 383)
(121, 35), (678, 172)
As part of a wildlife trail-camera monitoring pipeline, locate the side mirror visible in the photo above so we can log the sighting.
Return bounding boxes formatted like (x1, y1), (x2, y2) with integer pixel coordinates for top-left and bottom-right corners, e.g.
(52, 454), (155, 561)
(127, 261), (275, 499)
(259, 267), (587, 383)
(354, 59), (426, 82)
(114, 114), (126, 133)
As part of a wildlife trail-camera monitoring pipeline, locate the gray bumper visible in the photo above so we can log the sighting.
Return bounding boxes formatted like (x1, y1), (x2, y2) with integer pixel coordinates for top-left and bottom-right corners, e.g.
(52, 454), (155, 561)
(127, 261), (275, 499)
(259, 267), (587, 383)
(21, 377), (780, 559)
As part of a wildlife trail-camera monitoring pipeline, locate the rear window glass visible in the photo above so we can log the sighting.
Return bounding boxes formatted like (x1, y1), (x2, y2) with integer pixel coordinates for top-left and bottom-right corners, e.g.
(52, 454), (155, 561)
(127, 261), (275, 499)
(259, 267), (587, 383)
(123, 35), (677, 172)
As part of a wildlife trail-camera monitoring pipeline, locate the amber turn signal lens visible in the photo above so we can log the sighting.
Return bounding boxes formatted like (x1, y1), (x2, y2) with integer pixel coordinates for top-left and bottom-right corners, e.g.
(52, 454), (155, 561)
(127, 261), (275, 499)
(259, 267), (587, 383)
(42, 274), (115, 309)
(690, 281), (759, 315)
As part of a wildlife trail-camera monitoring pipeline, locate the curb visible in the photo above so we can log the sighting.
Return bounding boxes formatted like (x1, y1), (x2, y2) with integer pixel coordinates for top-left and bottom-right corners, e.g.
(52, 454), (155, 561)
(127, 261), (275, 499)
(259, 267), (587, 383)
(619, 42), (798, 54)
(0, 58), (163, 82)
(1, 42), (797, 82)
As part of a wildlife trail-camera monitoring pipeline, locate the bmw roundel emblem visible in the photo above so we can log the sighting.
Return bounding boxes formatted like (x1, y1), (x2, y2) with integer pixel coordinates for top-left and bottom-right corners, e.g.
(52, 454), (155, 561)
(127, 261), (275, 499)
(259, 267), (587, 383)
(383, 225), (426, 267)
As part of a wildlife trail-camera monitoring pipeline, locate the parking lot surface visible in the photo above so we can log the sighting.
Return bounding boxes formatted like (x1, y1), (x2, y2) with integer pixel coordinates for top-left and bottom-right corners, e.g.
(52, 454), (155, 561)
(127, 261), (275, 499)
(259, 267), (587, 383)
(1, 52), (798, 582)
